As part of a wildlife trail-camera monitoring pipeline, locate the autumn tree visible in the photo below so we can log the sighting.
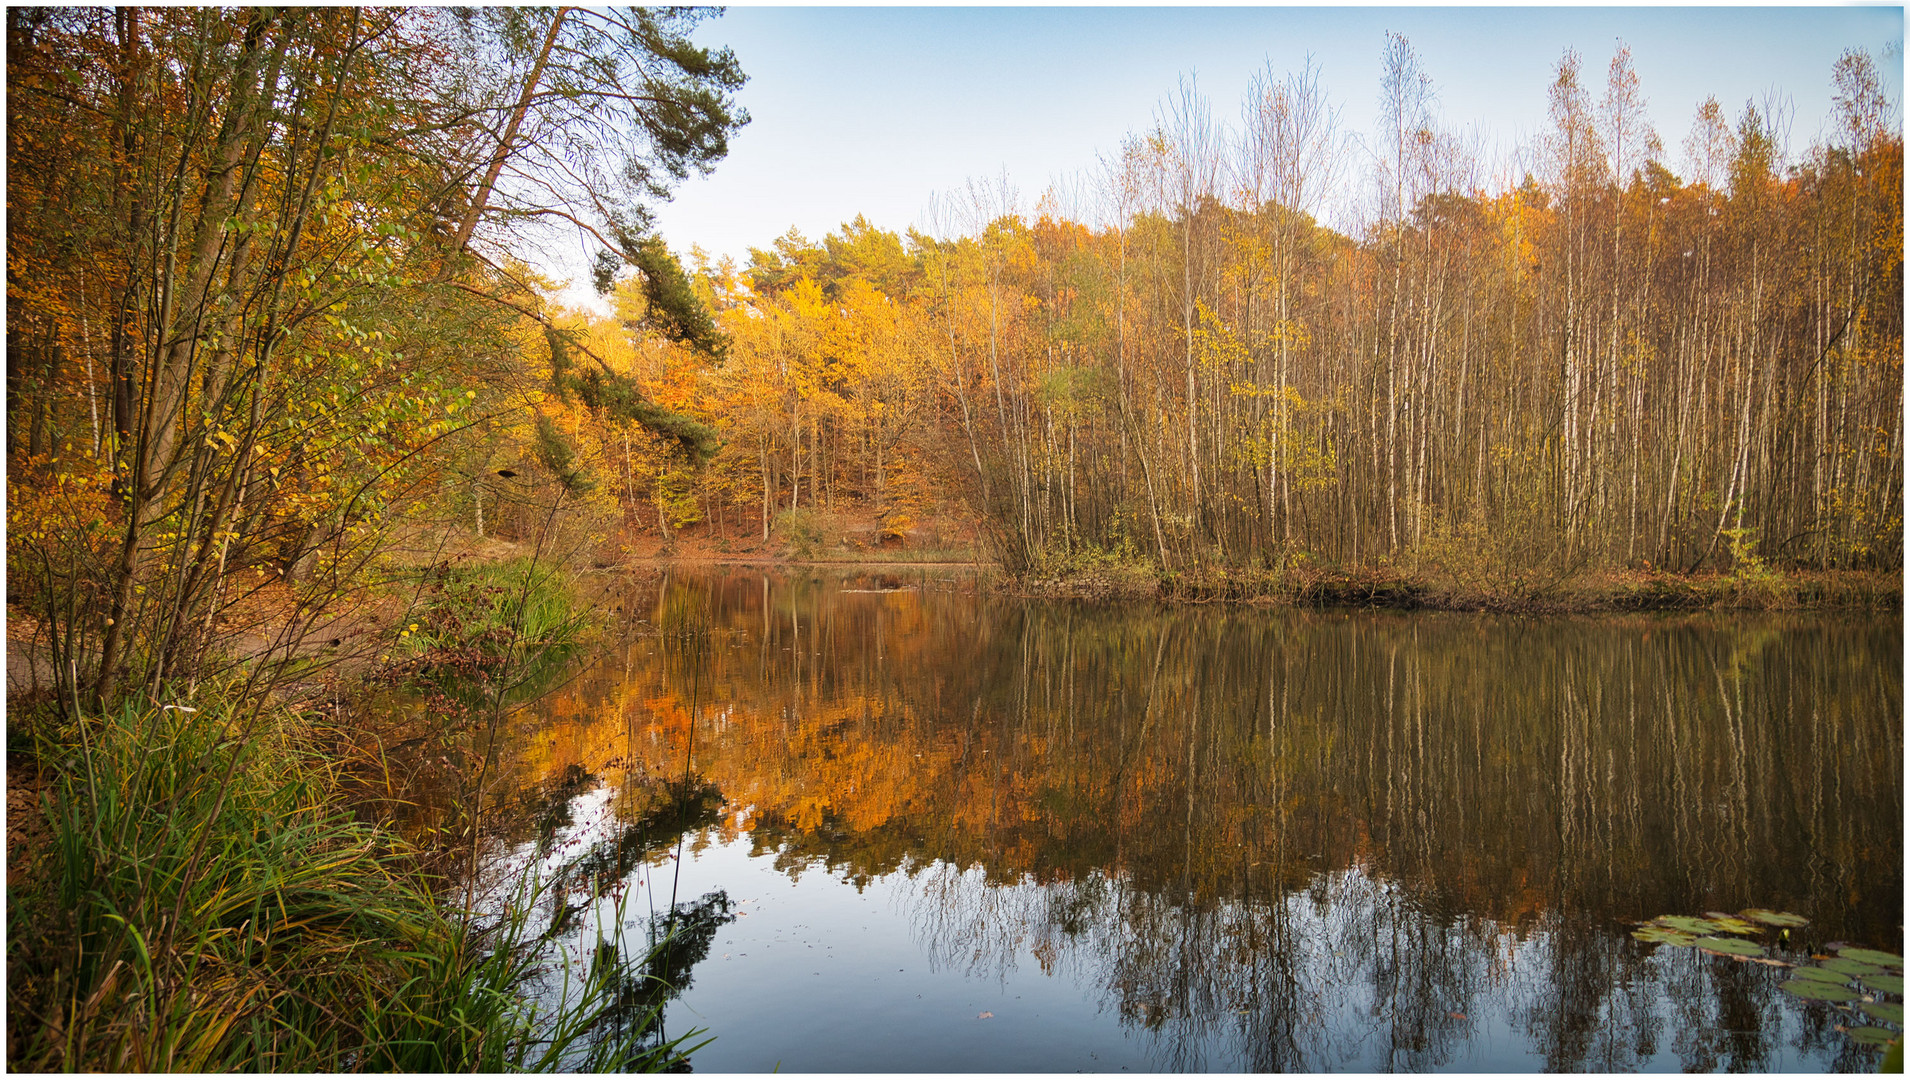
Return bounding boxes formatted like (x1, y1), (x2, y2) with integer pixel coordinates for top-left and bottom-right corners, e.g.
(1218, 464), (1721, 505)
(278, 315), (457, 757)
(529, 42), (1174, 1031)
(6, 6), (750, 709)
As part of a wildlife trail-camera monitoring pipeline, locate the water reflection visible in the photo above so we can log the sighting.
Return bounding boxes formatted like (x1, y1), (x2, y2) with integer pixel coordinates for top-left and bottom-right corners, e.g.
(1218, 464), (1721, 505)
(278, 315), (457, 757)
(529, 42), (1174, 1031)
(586, 890), (737, 1069)
(492, 570), (1902, 1071)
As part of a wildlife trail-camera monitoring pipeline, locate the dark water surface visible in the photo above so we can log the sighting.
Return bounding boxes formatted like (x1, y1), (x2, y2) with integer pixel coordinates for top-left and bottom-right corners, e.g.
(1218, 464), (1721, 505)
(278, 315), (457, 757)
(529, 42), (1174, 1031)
(479, 569), (1902, 1072)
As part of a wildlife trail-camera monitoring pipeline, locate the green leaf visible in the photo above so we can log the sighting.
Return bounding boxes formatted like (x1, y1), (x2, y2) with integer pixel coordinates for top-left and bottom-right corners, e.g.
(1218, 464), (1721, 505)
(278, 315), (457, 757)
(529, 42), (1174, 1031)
(1740, 909), (1810, 928)
(1862, 1002), (1906, 1025)
(1826, 957), (1885, 976)
(1703, 916), (1760, 936)
(1862, 974), (1905, 995)
(1632, 926), (1697, 946)
(1652, 915), (1724, 935)
(1839, 948), (1906, 970)
(1782, 980), (1862, 1002)
(1881, 1036), (1903, 1073)
(1845, 1026), (1898, 1047)
(1695, 936), (1765, 956)
(1793, 965), (1855, 984)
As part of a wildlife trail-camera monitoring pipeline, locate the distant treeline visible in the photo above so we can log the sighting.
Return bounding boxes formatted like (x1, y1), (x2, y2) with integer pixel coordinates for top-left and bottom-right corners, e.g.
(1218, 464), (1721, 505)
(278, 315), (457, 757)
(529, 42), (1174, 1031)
(677, 41), (1901, 577)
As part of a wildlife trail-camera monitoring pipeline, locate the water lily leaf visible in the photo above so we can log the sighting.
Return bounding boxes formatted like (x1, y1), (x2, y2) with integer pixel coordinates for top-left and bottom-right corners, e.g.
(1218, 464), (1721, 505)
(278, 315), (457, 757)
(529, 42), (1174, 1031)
(1695, 936), (1764, 957)
(1845, 1026), (1898, 1046)
(1703, 916), (1760, 936)
(1823, 957), (1884, 976)
(1861, 974), (1905, 995)
(1652, 916), (1724, 934)
(1861, 1002), (1905, 1025)
(1783, 980), (1862, 1002)
(1793, 965), (1854, 984)
(1632, 926), (1697, 946)
(1838, 948), (1906, 969)
(1741, 909), (1810, 928)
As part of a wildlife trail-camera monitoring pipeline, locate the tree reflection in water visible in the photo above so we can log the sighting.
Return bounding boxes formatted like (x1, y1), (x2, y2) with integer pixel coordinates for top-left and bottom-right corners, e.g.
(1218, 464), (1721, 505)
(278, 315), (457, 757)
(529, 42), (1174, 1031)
(483, 570), (1900, 1071)
(587, 891), (736, 1069)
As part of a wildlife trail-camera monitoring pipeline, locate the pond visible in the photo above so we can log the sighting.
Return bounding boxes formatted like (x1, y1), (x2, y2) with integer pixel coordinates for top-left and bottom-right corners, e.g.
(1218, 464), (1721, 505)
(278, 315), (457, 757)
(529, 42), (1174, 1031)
(467, 569), (1902, 1072)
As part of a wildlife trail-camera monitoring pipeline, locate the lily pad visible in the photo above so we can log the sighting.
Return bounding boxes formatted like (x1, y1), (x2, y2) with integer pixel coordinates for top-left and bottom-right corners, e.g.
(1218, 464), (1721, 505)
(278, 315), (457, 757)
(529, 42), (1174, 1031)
(1701, 914), (1761, 935)
(1741, 909), (1810, 928)
(1695, 936), (1765, 957)
(1793, 965), (1855, 984)
(1783, 980), (1862, 1002)
(1838, 948), (1906, 969)
(1861, 974), (1905, 995)
(1845, 1026), (1898, 1047)
(1651, 915), (1724, 935)
(1632, 926), (1697, 946)
(1823, 957), (1884, 977)
(1860, 1002), (1905, 1025)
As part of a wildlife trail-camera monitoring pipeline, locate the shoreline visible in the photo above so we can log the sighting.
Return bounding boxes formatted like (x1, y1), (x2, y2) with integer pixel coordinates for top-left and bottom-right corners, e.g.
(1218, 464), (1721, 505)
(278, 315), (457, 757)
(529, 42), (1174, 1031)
(600, 555), (1902, 614)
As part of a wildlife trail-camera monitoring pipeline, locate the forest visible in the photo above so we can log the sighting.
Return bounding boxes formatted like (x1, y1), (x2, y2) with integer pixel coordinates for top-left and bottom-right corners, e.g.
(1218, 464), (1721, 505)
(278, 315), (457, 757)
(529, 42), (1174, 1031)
(486, 43), (1902, 593)
(3, 4), (1902, 1070)
(10, 14), (1903, 702)
(674, 41), (1901, 583)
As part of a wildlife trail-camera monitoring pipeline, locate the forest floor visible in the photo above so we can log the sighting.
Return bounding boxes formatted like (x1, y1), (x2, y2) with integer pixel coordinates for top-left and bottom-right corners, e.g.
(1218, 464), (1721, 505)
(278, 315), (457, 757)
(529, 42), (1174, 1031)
(615, 507), (990, 568)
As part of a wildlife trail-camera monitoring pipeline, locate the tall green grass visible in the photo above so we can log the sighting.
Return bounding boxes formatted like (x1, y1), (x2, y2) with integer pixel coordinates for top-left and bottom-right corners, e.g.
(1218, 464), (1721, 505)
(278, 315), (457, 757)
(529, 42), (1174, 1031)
(11, 695), (696, 1072)
(385, 558), (593, 716)
(401, 557), (589, 660)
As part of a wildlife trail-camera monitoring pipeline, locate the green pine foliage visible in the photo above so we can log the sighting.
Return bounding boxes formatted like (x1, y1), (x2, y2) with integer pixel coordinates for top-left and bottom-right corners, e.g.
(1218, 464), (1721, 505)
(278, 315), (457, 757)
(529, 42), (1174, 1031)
(629, 236), (728, 360)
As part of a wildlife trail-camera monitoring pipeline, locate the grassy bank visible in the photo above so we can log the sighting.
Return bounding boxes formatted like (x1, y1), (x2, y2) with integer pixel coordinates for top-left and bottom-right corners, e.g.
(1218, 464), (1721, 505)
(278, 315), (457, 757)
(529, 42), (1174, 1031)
(5, 691), (686, 1072)
(5, 558), (696, 1072)
(1008, 560), (1901, 613)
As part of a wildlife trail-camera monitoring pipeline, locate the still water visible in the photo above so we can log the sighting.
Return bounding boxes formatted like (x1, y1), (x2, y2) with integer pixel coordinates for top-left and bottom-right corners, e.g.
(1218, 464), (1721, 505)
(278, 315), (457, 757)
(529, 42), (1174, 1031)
(475, 569), (1902, 1071)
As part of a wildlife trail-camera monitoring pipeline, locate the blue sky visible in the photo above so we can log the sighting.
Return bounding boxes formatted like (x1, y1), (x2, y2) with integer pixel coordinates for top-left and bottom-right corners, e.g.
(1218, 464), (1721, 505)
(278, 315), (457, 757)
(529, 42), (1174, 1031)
(624, 5), (1903, 272)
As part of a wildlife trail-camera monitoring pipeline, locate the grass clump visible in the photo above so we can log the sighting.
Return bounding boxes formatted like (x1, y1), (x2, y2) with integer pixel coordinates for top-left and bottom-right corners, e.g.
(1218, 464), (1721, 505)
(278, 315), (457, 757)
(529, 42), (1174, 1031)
(386, 557), (591, 690)
(7, 693), (693, 1072)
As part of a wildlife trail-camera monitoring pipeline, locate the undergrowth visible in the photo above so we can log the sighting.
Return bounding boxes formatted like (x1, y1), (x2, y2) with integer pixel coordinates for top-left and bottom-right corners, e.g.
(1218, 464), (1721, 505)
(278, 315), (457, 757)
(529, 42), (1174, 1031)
(7, 692), (697, 1072)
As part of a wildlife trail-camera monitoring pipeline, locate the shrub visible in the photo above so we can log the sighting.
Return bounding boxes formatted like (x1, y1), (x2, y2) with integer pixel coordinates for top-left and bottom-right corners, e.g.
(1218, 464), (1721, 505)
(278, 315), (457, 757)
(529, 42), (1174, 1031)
(774, 508), (823, 558)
